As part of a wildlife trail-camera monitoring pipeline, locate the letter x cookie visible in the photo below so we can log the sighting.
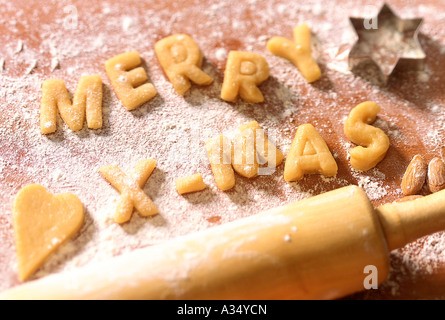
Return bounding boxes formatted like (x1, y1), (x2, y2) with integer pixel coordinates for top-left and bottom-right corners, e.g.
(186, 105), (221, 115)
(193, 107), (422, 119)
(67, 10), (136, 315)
(100, 159), (158, 224)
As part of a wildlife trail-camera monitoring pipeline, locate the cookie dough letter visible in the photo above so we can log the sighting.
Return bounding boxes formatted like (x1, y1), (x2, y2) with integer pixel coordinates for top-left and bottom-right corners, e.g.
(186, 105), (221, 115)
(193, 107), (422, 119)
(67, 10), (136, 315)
(100, 159), (158, 224)
(344, 101), (390, 171)
(267, 23), (321, 83)
(40, 76), (102, 134)
(284, 124), (337, 181)
(155, 34), (213, 95)
(206, 135), (235, 191)
(105, 51), (157, 110)
(221, 51), (269, 103)
(232, 121), (284, 177)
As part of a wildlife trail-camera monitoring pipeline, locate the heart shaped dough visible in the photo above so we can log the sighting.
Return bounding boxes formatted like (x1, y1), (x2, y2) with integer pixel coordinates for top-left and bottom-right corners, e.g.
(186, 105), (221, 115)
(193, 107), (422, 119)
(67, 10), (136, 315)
(12, 184), (84, 281)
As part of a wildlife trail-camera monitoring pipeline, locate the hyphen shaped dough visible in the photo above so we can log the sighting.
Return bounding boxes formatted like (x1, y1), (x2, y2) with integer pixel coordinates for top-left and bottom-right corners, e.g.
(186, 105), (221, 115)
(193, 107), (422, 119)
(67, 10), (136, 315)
(206, 135), (235, 191)
(105, 51), (157, 110)
(100, 159), (158, 224)
(155, 34), (213, 95)
(13, 184), (84, 281)
(221, 51), (269, 103)
(40, 76), (103, 134)
(344, 101), (390, 171)
(232, 121), (284, 178)
(284, 124), (337, 181)
(267, 23), (321, 83)
(175, 173), (207, 194)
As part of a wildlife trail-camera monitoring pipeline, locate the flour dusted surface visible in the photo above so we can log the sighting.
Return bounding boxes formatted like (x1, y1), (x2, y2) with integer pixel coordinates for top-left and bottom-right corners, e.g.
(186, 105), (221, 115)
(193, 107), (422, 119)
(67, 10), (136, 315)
(1, 0), (445, 299)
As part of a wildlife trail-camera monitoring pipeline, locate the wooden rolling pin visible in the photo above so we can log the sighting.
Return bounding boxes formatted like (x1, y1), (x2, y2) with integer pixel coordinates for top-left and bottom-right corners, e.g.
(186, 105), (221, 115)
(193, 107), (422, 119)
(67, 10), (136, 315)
(2, 185), (445, 300)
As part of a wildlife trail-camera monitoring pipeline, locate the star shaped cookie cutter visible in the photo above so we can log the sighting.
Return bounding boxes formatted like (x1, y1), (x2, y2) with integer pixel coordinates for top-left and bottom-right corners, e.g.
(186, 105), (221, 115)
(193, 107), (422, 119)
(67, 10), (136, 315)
(348, 3), (425, 85)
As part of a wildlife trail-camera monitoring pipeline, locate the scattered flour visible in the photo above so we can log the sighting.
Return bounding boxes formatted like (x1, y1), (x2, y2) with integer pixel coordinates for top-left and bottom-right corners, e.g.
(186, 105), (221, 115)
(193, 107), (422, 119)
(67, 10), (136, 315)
(0, 0), (444, 300)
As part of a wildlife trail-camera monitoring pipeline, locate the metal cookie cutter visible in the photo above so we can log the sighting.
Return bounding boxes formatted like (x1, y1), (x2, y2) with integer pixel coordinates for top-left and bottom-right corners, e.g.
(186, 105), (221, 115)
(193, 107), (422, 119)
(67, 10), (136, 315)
(349, 3), (425, 85)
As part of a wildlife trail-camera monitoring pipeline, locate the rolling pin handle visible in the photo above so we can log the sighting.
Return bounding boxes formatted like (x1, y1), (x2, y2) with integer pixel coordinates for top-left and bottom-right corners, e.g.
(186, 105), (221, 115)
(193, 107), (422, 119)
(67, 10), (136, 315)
(376, 189), (445, 251)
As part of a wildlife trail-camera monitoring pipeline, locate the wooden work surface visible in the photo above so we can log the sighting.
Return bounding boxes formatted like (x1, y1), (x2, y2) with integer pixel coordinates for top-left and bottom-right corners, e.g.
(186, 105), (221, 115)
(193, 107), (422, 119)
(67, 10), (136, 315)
(0, 0), (444, 299)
